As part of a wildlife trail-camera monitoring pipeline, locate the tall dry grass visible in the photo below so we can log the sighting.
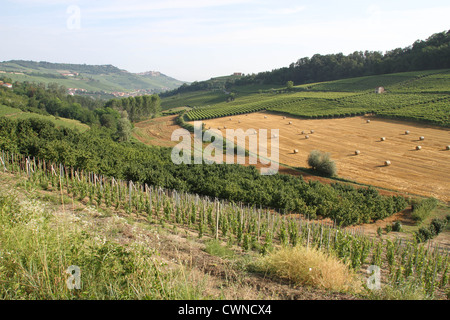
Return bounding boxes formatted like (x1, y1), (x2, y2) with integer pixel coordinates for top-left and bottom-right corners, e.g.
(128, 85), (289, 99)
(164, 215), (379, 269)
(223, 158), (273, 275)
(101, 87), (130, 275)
(0, 191), (207, 300)
(257, 245), (361, 293)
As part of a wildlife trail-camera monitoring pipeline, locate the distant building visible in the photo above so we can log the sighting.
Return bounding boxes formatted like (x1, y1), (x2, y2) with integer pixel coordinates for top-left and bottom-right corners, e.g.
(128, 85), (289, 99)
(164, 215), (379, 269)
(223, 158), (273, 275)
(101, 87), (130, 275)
(2, 83), (12, 89)
(233, 72), (243, 76)
(60, 71), (78, 77)
(375, 87), (385, 94)
(67, 88), (88, 95)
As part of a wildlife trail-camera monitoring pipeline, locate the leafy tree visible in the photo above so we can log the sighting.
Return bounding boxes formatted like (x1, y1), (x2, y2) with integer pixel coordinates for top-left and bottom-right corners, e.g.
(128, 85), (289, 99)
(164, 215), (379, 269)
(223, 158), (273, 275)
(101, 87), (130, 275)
(116, 117), (132, 142)
(286, 81), (294, 91)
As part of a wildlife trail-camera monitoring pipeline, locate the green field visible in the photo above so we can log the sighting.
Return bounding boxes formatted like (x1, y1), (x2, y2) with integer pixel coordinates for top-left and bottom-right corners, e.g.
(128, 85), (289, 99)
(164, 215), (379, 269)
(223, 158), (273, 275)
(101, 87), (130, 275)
(164, 69), (450, 127)
(0, 105), (89, 132)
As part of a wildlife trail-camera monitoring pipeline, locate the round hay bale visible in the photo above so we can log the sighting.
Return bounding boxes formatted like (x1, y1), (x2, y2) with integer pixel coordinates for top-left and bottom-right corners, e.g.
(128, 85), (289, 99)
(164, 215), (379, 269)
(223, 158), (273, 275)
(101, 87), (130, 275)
(380, 137), (386, 141)
(446, 145), (450, 150)
(366, 120), (371, 123)
(224, 126), (227, 129)
(405, 130), (410, 135)
(301, 130), (305, 134)
(419, 136), (425, 141)
(238, 120), (241, 123)
(310, 129), (314, 134)
(294, 149), (299, 154)
(264, 115), (267, 119)
(283, 116), (286, 119)
(416, 145), (422, 150)
(384, 160), (391, 166)
(305, 135), (310, 139)
(289, 121), (292, 125)
(355, 150), (360, 155)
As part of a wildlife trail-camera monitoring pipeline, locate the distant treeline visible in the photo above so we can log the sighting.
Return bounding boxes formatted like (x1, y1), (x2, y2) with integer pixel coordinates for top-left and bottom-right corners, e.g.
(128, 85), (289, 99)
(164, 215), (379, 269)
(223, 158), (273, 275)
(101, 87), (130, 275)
(163, 30), (450, 96)
(2, 60), (123, 75)
(105, 95), (160, 122)
(0, 80), (161, 126)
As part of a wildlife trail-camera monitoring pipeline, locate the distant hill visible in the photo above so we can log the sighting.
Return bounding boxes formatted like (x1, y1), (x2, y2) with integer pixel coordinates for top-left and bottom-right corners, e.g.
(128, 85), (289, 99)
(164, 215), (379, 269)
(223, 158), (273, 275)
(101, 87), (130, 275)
(0, 60), (187, 96)
(159, 74), (245, 98)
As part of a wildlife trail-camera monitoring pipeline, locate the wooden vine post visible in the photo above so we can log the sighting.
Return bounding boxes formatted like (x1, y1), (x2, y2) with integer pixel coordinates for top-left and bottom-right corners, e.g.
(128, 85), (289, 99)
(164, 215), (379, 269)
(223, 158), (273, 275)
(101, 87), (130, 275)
(215, 199), (220, 240)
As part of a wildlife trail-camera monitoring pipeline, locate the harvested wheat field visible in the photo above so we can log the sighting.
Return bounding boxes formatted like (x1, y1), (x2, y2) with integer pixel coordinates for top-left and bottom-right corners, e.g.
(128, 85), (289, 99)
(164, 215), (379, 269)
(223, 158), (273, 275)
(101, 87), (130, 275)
(133, 115), (181, 147)
(202, 112), (450, 202)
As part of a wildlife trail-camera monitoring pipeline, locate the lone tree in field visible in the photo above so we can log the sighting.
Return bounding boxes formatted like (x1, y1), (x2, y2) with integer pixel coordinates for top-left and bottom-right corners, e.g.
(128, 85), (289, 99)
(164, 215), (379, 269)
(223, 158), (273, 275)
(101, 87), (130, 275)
(286, 81), (294, 91)
(307, 150), (337, 177)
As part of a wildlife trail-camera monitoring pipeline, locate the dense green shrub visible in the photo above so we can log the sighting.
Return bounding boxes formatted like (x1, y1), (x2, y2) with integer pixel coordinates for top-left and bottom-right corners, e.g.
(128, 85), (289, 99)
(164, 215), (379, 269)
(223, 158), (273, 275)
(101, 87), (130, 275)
(411, 198), (438, 222)
(415, 218), (447, 243)
(430, 218), (447, 235)
(307, 150), (337, 177)
(392, 221), (403, 232)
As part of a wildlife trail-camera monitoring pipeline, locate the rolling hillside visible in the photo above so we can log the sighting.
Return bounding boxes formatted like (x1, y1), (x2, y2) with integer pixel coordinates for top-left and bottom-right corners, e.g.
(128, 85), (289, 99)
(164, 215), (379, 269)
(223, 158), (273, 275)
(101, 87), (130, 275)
(0, 60), (186, 95)
(163, 69), (450, 127)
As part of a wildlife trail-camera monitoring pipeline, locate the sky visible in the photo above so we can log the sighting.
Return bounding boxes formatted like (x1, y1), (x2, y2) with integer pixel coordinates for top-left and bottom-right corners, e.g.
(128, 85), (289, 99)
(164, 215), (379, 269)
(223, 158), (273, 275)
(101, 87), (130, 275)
(1, 0), (449, 82)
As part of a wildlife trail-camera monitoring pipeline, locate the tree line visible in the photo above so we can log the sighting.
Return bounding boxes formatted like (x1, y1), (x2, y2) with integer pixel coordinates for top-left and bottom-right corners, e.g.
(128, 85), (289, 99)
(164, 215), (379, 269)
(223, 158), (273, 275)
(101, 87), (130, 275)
(236, 30), (450, 86)
(162, 30), (450, 95)
(2, 60), (123, 75)
(0, 80), (161, 131)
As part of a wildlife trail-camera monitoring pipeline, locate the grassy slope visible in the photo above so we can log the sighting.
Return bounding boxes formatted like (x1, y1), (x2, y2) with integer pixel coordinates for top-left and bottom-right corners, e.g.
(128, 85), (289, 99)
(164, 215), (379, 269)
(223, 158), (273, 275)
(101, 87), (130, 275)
(0, 105), (89, 132)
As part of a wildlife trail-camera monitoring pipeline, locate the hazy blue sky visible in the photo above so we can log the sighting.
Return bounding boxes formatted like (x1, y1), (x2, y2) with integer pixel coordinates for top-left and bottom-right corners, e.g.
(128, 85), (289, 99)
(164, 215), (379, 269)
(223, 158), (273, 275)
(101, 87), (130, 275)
(1, 0), (449, 82)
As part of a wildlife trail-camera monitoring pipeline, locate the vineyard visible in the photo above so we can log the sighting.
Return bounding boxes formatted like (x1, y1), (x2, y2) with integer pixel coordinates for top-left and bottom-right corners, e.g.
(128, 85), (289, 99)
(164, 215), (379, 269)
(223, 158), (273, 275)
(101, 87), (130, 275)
(173, 69), (450, 127)
(296, 70), (443, 92)
(389, 71), (450, 94)
(161, 90), (228, 110)
(1, 151), (449, 299)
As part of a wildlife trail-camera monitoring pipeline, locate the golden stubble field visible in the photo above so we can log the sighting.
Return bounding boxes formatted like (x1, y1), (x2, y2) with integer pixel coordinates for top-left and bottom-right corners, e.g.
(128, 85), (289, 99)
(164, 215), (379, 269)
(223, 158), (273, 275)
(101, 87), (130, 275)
(202, 112), (450, 202)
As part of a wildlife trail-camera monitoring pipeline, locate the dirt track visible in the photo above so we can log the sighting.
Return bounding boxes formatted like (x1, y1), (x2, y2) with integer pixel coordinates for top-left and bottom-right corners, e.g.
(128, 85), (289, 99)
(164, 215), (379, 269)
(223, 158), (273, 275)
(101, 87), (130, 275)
(202, 113), (450, 202)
